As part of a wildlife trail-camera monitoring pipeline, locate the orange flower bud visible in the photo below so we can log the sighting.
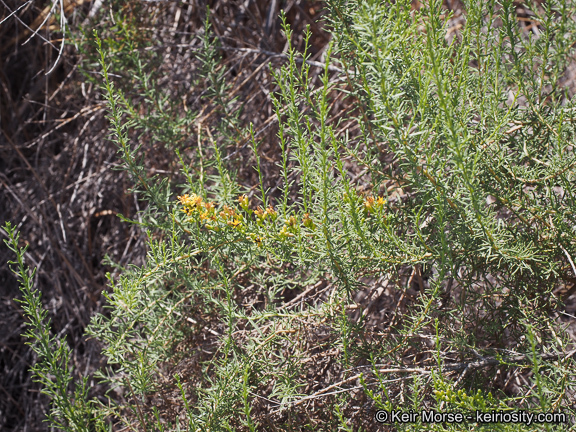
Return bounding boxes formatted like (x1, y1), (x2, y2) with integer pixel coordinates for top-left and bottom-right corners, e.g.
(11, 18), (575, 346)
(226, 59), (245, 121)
(265, 205), (278, 221)
(302, 213), (315, 229)
(238, 195), (249, 210)
(364, 196), (375, 212)
(254, 206), (265, 220)
(203, 201), (216, 214)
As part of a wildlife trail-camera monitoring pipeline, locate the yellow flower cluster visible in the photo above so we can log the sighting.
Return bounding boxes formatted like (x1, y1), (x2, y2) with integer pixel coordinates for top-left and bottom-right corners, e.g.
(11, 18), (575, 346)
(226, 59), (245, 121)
(178, 193), (204, 213)
(279, 215), (297, 239)
(177, 193), (243, 231)
(343, 191), (387, 215)
(253, 204), (278, 225)
(364, 195), (386, 213)
(177, 193), (317, 245)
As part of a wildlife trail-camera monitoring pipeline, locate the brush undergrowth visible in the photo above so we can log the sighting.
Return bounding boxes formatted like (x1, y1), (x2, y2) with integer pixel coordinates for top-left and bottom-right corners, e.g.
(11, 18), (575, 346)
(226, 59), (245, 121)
(5, 0), (576, 430)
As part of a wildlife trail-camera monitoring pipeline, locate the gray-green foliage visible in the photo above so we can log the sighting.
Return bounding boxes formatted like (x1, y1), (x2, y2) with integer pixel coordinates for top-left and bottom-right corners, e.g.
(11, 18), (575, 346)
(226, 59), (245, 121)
(4, 223), (99, 431)
(333, 0), (576, 320)
(6, 0), (576, 430)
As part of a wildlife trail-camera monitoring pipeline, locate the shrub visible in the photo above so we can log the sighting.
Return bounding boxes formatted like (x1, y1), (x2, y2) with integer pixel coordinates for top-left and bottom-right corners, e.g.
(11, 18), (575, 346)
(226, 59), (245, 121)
(6, 0), (576, 430)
